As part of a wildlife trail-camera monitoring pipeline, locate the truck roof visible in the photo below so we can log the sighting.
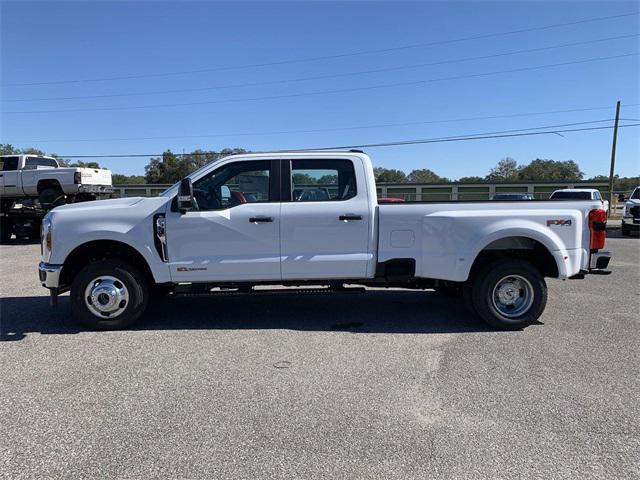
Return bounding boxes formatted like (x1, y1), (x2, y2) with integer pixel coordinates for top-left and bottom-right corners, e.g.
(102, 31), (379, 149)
(0, 154), (57, 160)
(552, 188), (600, 193)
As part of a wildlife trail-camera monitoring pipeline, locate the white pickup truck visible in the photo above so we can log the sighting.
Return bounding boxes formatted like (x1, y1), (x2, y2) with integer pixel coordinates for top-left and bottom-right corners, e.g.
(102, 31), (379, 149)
(38, 151), (611, 331)
(549, 188), (609, 214)
(621, 186), (640, 236)
(0, 154), (113, 209)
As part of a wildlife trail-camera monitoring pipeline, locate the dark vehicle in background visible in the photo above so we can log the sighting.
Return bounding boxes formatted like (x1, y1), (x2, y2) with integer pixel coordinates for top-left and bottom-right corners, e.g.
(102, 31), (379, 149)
(492, 192), (534, 201)
(622, 186), (640, 236)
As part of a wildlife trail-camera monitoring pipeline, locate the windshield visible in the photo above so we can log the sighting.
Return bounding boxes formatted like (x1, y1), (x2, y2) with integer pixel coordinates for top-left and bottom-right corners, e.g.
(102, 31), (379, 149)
(550, 191), (591, 200)
(631, 188), (640, 200)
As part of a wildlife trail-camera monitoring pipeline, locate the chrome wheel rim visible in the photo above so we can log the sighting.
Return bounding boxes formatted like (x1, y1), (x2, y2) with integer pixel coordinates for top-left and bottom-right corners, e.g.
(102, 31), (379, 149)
(491, 274), (534, 318)
(84, 276), (129, 318)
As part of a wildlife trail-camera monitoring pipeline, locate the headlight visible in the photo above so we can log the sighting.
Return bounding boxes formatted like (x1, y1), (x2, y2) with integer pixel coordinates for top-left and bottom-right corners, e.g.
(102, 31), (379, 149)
(41, 217), (52, 262)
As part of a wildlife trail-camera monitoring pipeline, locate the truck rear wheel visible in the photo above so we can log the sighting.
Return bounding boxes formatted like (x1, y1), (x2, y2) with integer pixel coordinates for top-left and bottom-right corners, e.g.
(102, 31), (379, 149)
(70, 259), (149, 330)
(470, 259), (547, 330)
(39, 187), (65, 209)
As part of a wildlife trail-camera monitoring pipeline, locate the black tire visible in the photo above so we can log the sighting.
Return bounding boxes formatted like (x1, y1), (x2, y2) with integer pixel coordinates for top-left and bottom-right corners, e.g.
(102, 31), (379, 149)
(470, 259), (547, 330)
(70, 259), (149, 330)
(0, 218), (12, 243)
(621, 225), (630, 236)
(39, 187), (65, 209)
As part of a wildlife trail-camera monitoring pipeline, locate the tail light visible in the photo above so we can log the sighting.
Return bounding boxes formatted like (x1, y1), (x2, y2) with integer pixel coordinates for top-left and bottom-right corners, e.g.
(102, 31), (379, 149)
(74, 171), (81, 184)
(589, 209), (607, 251)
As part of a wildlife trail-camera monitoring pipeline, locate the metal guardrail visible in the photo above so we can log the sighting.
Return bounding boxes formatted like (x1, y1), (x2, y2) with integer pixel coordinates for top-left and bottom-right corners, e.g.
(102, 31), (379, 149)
(112, 181), (616, 202)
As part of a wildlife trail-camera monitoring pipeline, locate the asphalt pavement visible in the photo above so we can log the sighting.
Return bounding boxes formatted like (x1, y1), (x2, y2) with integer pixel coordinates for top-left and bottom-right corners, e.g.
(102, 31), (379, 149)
(1, 232), (638, 479)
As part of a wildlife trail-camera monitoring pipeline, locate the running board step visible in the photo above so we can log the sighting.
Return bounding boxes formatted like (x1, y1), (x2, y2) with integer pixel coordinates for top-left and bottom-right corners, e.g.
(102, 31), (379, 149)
(173, 286), (366, 297)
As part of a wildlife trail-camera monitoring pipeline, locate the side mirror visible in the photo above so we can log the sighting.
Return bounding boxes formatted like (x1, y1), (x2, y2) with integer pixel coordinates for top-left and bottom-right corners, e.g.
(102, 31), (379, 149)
(177, 177), (194, 213)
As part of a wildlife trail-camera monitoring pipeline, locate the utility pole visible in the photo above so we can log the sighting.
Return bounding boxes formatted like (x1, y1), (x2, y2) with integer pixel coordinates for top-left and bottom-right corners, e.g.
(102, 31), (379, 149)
(608, 100), (621, 217)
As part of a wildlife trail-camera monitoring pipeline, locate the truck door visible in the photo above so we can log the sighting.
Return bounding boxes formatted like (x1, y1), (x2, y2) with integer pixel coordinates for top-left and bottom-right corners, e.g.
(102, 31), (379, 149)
(280, 158), (372, 280)
(165, 159), (282, 282)
(0, 156), (20, 197)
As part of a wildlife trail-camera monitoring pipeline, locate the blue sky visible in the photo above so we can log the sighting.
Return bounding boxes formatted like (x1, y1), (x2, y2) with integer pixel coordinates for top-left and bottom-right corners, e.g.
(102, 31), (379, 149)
(1, 1), (638, 179)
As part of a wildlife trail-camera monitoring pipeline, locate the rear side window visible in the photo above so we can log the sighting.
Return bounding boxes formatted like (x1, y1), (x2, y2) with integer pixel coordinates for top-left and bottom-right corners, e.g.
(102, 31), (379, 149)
(593, 191), (602, 200)
(25, 157), (58, 168)
(291, 159), (357, 202)
(1, 157), (19, 171)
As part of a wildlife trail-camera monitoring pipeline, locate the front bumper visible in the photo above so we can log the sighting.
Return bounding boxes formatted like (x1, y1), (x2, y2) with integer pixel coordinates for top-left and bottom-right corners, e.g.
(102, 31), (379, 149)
(622, 218), (640, 231)
(38, 262), (63, 288)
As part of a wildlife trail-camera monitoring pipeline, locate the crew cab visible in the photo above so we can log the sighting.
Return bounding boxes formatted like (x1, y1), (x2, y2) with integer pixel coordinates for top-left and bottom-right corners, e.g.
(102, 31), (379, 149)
(0, 155), (113, 209)
(38, 151), (611, 331)
(549, 188), (609, 214)
(621, 186), (640, 236)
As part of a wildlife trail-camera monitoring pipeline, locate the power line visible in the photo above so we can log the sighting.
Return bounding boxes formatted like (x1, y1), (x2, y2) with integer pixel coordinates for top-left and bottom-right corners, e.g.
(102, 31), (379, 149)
(4, 53), (637, 115)
(2, 11), (637, 87)
(9, 107), (637, 143)
(297, 124), (640, 151)
(5, 33), (638, 103)
(54, 122), (640, 159)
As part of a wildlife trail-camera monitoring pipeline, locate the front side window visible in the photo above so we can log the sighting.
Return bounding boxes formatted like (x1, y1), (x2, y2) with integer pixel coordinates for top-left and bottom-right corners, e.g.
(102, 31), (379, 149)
(25, 157), (58, 168)
(291, 159), (357, 202)
(1, 157), (19, 171)
(191, 160), (271, 211)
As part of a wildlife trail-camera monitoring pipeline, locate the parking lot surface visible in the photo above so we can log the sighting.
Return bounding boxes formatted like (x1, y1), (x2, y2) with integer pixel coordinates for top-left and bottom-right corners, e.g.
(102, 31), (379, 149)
(1, 233), (638, 479)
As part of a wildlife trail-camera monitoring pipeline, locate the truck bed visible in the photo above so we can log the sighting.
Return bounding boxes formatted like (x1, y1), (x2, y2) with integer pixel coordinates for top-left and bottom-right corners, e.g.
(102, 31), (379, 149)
(377, 199), (603, 282)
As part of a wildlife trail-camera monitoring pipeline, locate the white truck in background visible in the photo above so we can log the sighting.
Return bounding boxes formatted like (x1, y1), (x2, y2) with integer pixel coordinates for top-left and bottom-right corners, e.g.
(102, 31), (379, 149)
(621, 186), (640, 236)
(549, 188), (609, 214)
(38, 151), (611, 331)
(0, 155), (113, 242)
(0, 155), (113, 207)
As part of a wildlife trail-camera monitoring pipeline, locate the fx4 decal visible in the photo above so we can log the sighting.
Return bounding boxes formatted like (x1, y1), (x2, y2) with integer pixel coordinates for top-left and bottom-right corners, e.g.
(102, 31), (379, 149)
(547, 219), (572, 227)
(177, 267), (207, 272)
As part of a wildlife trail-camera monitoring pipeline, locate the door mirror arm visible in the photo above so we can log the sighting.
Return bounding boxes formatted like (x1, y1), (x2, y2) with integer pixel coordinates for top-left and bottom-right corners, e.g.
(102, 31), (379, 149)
(177, 177), (194, 214)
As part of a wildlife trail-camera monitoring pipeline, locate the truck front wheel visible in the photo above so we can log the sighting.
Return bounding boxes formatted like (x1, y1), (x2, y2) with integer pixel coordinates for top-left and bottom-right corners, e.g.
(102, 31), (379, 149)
(470, 259), (547, 330)
(70, 259), (149, 330)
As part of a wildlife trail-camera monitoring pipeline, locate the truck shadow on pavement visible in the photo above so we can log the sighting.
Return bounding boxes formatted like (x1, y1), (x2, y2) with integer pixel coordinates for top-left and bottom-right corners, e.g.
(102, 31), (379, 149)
(0, 290), (532, 341)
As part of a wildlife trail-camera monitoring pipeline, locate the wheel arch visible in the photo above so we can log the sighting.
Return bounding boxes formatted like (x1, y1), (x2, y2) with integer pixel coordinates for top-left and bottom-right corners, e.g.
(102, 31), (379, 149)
(61, 239), (154, 287)
(467, 235), (561, 280)
(37, 179), (63, 194)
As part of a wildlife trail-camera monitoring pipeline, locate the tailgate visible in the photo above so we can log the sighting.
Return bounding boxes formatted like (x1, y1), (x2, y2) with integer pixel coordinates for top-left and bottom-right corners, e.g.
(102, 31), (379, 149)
(79, 168), (112, 186)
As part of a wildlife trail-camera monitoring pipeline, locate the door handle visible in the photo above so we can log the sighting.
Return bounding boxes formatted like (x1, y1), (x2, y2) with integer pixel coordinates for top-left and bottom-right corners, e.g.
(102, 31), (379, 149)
(249, 216), (273, 223)
(339, 214), (363, 221)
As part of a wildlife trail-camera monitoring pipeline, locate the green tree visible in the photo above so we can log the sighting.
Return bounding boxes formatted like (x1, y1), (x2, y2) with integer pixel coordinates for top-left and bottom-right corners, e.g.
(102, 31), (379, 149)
(144, 148), (247, 184)
(407, 168), (449, 183)
(112, 174), (146, 184)
(517, 159), (583, 181)
(69, 160), (102, 169)
(486, 157), (518, 181)
(457, 176), (486, 183)
(373, 167), (407, 183)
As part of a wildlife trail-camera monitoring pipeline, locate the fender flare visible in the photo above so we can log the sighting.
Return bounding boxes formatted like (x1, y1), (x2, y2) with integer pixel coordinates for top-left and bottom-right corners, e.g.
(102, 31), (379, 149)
(460, 222), (568, 280)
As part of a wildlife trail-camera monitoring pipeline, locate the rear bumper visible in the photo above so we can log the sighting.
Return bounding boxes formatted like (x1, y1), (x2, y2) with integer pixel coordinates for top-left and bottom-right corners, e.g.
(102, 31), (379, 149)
(38, 261), (62, 288)
(589, 251), (611, 274)
(77, 184), (114, 194)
